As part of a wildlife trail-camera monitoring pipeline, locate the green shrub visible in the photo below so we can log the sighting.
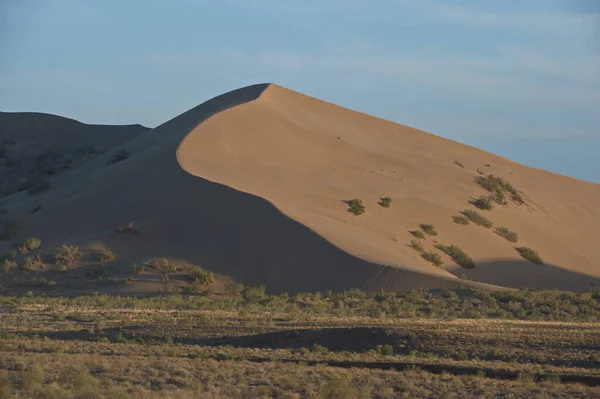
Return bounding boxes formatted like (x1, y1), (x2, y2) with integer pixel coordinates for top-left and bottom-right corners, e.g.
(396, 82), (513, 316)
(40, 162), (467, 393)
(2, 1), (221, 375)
(435, 244), (475, 269)
(495, 227), (519, 243)
(107, 150), (130, 165)
(347, 198), (365, 215)
(410, 230), (426, 239)
(471, 196), (494, 211)
(475, 175), (524, 205)
(146, 258), (177, 273)
(2, 258), (16, 273)
(422, 251), (443, 267)
(116, 221), (139, 234)
(243, 285), (267, 301)
(22, 255), (42, 272)
(98, 248), (116, 263)
(516, 247), (543, 264)
(189, 266), (214, 286)
(225, 283), (244, 297)
(55, 245), (81, 266)
(379, 197), (392, 208)
(131, 263), (144, 274)
(409, 240), (424, 252)
(419, 223), (437, 236)
(18, 238), (42, 254)
(461, 210), (493, 228)
(452, 215), (470, 225)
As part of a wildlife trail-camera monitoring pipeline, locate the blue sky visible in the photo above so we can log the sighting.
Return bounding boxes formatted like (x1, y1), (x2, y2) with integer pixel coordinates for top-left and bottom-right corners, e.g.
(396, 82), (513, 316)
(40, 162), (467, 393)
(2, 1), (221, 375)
(1, 0), (599, 182)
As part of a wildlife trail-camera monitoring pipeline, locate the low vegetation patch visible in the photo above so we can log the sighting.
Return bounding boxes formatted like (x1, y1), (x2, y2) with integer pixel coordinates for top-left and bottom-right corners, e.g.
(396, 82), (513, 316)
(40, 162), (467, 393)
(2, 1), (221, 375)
(461, 210), (493, 228)
(435, 244), (475, 269)
(18, 238), (42, 254)
(410, 229), (426, 239)
(347, 198), (366, 215)
(146, 258), (178, 273)
(495, 227), (519, 243)
(475, 175), (524, 205)
(2, 258), (16, 273)
(422, 251), (443, 267)
(516, 247), (543, 264)
(452, 215), (469, 225)
(454, 160), (464, 168)
(106, 149), (131, 165)
(409, 240), (424, 252)
(378, 197), (392, 208)
(54, 244), (81, 266)
(471, 196), (494, 211)
(98, 248), (116, 263)
(419, 223), (438, 236)
(188, 266), (214, 286)
(22, 255), (42, 272)
(116, 221), (139, 234)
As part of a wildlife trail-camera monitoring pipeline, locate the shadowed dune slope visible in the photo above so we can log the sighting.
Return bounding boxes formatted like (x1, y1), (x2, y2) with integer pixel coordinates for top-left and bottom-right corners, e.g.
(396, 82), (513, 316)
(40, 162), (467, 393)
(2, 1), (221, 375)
(2, 83), (600, 293)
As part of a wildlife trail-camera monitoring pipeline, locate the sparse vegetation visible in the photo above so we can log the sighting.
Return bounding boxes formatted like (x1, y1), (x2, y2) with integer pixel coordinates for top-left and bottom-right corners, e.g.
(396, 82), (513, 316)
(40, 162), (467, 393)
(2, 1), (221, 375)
(146, 258), (178, 273)
(422, 251), (443, 267)
(410, 229), (426, 239)
(516, 247), (544, 264)
(477, 169), (484, 175)
(419, 223), (438, 236)
(454, 160), (464, 168)
(471, 195), (494, 211)
(495, 227), (519, 243)
(452, 215), (470, 225)
(188, 266), (214, 286)
(476, 175), (524, 205)
(28, 205), (42, 214)
(461, 209), (493, 228)
(347, 198), (366, 215)
(116, 221), (139, 234)
(98, 248), (116, 263)
(22, 255), (42, 273)
(378, 196), (392, 208)
(2, 258), (16, 273)
(409, 239), (424, 252)
(435, 244), (475, 269)
(18, 238), (42, 254)
(54, 244), (81, 266)
(106, 149), (131, 165)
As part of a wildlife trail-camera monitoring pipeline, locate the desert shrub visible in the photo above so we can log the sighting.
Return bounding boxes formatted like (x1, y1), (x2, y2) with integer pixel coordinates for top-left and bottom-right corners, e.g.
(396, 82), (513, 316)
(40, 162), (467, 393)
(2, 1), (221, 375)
(477, 169), (484, 175)
(107, 150), (130, 165)
(495, 227), (519, 243)
(243, 285), (267, 302)
(28, 205), (43, 214)
(419, 223), (437, 236)
(422, 251), (443, 267)
(461, 210), (493, 228)
(3, 249), (17, 261)
(18, 238), (42, 254)
(379, 197), (392, 208)
(516, 247), (543, 264)
(98, 248), (116, 263)
(454, 160), (464, 168)
(0, 219), (19, 240)
(22, 255), (42, 272)
(26, 276), (56, 287)
(459, 273), (473, 280)
(126, 277), (134, 286)
(452, 215), (470, 225)
(22, 175), (51, 195)
(471, 196), (494, 211)
(410, 230), (426, 239)
(225, 283), (244, 297)
(409, 240), (424, 252)
(146, 258), (177, 273)
(189, 266), (214, 286)
(2, 258), (16, 273)
(55, 245), (81, 266)
(475, 175), (524, 205)
(116, 221), (139, 234)
(435, 244), (475, 269)
(347, 198), (365, 215)
(131, 263), (144, 274)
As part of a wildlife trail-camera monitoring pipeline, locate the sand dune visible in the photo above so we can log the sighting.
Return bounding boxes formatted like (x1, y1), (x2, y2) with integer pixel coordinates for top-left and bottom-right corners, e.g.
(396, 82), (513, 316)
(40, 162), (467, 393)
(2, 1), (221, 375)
(1, 84), (599, 294)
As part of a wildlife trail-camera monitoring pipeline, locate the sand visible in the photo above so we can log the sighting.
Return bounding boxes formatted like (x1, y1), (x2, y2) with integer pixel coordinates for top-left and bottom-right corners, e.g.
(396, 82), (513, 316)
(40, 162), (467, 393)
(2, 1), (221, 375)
(1, 84), (599, 294)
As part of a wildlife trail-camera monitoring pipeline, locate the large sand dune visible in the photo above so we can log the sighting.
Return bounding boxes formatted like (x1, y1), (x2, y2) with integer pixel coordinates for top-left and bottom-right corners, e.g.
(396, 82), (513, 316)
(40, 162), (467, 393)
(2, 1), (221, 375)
(1, 84), (599, 294)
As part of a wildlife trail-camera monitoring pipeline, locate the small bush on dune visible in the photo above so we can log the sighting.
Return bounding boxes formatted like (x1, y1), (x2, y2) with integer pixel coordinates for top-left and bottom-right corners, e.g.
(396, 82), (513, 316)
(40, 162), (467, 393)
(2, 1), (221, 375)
(146, 258), (177, 273)
(225, 283), (244, 297)
(495, 227), (519, 243)
(378, 197), (392, 208)
(409, 240), (424, 252)
(475, 175), (524, 205)
(18, 238), (42, 254)
(422, 251), (443, 267)
(2, 258), (16, 273)
(454, 160), (464, 168)
(471, 196), (494, 211)
(189, 266), (214, 286)
(410, 229), (426, 239)
(22, 255), (42, 272)
(516, 247), (543, 264)
(419, 223), (437, 236)
(461, 210), (493, 228)
(3, 249), (17, 261)
(98, 248), (116, 263)
(116, 221), (139, 234)
(435, 244), (475, 269)
(452, 215), (469, 225)
(106, 150), (130, 165)
(55, 245), (81, 266)
(347, 198), (366, 215)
